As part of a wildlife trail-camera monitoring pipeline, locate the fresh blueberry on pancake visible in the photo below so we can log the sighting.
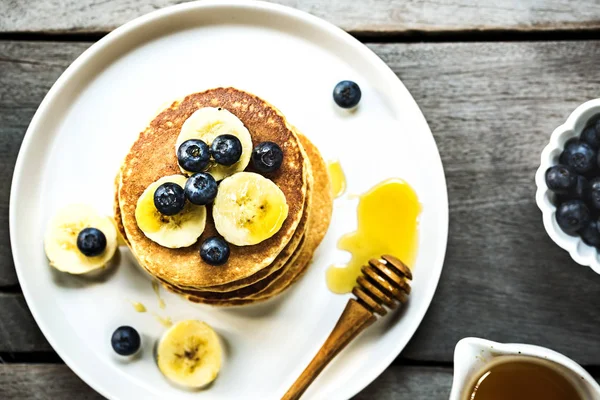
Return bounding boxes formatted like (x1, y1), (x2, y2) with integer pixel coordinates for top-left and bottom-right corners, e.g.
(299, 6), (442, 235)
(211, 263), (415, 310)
(154, 182), (186, 216)
(177, 139), (210, 172)
(200, 237), (230, 266)
(211, 134), (243, 166)
(185, 172), (218, 205)
(252, 141), (284, 173)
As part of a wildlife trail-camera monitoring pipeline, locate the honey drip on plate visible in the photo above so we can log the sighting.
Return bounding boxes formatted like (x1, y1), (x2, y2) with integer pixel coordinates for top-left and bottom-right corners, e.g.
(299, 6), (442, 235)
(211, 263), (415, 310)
(153, 313), (173, 328)
(130, 301), (147, 313)
(152, 281), (166, 309)
(327, 160), (346, 198)
(326, 179), (420, 294)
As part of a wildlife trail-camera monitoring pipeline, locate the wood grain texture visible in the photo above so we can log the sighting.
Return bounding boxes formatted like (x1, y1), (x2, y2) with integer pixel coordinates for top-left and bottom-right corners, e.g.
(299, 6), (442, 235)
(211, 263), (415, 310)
(369, 41), (600, 364)
(0, 42), (89, 286)
(1, 0), (600, 34)
(0, 364), (104, 399)
(0, 294), (51, 352)
(2, 40), (600, 367)
(0, 364), (451, 399)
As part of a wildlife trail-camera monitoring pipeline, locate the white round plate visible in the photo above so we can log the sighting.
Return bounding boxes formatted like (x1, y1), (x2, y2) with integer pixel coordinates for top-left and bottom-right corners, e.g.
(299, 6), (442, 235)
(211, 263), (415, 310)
(10, 1), (448, 399)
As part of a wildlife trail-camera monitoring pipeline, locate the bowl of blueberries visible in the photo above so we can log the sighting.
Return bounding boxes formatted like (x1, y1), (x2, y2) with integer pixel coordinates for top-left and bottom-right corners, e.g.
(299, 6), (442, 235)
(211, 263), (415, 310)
(536, 99), (600, 274)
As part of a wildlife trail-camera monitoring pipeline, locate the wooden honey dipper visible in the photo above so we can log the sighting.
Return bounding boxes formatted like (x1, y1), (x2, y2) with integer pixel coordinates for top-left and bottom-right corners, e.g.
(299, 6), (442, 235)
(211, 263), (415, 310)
(282, 254), (412, 400)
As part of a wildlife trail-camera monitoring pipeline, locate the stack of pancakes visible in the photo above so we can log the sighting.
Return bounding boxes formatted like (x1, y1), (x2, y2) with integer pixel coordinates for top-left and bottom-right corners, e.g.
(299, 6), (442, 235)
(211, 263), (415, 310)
(114, 88), (333, 306)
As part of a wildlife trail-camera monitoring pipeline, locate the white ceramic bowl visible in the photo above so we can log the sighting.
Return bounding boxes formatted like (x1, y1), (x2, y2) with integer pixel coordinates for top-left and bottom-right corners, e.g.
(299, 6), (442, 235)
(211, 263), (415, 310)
(535, 99), (600, 274)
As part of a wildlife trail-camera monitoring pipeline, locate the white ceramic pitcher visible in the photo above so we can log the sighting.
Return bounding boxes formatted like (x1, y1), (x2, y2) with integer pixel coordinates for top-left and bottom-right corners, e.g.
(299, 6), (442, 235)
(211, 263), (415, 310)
(450, 337), (600, 399)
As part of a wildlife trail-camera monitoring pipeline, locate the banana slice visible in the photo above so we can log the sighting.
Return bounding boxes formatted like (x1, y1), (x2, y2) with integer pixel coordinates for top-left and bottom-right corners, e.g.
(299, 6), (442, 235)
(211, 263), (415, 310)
(157, 320), (222, 389)
(135, 175), (206, 249)
(44, 204), (118, 274)
(213, 172), (288, 246)
(175, 107), (252, 181)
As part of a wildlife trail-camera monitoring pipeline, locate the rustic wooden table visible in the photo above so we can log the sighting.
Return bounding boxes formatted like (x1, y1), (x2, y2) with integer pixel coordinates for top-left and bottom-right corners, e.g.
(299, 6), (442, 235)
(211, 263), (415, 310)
(2, 0), (600, 398)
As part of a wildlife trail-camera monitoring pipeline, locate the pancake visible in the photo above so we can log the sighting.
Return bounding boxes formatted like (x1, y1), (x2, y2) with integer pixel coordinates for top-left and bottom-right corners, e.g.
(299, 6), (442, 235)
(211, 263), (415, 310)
(118, 88), (308, 288)
(169, 133), (333, 305)
(115, 125), (313, 293)
(154, 157), (313, 294)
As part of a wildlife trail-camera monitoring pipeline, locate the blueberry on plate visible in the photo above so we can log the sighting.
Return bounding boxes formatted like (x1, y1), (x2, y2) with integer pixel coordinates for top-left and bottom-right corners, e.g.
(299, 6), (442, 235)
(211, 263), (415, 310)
(561, 140), (596, 174)
(589, 178), (600, 210)
(252, 141), (284, 173)
(154, 182), (186, 216)
(200, 236), (230, 266)
(111, 326), (141, 356)
(556, 200), (590, 235)
(185, 172), (218, 205)
(580, 219), (600, 248)
(177, 139), (210, 172)
(76, 227), (107, 257)
(210, 134), (242, 166)
(545, 164), (577, 195)
(333, 80), (361, 108)
(563, 175), (590, 201)
(581, 125), (600, 150)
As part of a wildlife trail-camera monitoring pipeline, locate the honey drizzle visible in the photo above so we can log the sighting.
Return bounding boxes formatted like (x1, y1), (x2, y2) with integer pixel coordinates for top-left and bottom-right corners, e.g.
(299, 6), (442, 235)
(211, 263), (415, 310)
(130, 301), (147, 313)
(327, 160), (346, 198)
(152, 313), (173, 328)
(326, 179), (420, 294)
(152, 281), (166, 309)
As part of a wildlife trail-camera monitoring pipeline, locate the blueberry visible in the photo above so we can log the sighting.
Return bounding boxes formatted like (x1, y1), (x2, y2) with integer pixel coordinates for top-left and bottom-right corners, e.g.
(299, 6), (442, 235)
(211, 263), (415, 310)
(545, 164), (577, 195)
(580, 219), (600, 248)
(561, 140), (596, 174)
(76, 227), (107, 257)
(581, 125), (600, 150)
(556, 200), (590, 234)
(177, 139), (210, 172)
(589, 178), (600, 210)
(333, 80), (361, 108)
(200, 237), (230, 266)
(154, 182), (185, 216)
(185, 172), (218, 205)
(111, 326), (141, 356)
(563, 175), (589, 201)
(252, 141), (284, 173)
(210, 134), (242, 166)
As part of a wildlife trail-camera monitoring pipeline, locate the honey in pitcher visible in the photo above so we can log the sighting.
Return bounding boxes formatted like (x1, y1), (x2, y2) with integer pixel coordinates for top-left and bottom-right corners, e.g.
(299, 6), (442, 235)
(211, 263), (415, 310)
(464, 356), (583, 400)
(326, 178), (420, 294)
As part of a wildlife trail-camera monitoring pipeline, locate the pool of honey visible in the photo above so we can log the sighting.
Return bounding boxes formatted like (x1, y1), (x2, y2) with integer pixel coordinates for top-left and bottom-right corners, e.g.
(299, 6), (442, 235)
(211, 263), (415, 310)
(326, 178), (420, 294)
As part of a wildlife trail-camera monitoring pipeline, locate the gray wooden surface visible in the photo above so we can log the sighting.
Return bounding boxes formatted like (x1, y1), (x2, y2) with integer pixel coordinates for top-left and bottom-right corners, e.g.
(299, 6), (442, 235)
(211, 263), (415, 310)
(1, 0), (600, 34)
(2, 0), (600, 399)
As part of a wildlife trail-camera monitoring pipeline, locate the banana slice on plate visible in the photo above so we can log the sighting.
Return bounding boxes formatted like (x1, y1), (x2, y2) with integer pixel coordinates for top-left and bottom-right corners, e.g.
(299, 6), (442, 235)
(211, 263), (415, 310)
(175, 107), (252, 181)
(213, 172), (288, 246)
(44, 204), (118, 274)
(157, 320), (222, 389)
(135, 175), (206, 249)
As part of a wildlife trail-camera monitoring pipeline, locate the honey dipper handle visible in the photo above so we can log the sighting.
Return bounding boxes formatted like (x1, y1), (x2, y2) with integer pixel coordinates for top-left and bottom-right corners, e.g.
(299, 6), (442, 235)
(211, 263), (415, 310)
(282, 299), (377, 400)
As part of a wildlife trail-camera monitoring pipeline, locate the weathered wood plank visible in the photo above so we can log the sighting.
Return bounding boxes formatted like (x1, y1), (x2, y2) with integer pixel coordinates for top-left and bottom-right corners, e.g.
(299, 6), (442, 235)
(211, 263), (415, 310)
(0, 364), (104, 399)
(0, 364), (451, 399)
(1, 0), (600, 34)
(354, 366), (453, 399)
(370, 41), (600, 363)
(2, 41), (600, 366)
(0, 293), (51, 352)
(0, 42), (90, 286)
